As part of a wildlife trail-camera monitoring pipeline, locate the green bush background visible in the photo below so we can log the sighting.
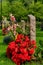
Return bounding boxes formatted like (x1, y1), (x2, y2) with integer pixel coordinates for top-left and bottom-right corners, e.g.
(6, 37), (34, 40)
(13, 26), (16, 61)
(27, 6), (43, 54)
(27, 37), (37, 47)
(0, 0), (43, 21)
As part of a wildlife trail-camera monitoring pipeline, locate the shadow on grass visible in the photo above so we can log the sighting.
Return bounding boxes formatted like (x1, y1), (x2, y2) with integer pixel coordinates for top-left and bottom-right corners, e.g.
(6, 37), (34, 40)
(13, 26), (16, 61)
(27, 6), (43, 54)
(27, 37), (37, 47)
(0, 52), (7, 60)
(0, 31), (3, 36)
(0, 52), (11, 62)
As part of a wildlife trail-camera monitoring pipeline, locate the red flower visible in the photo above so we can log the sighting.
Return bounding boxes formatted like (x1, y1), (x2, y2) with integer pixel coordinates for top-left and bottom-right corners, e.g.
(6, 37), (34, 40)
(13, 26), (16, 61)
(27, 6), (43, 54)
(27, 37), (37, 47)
(25, 36), (29, 42)
(20, 48), (27, 54)
(6, 34), (36, 65)
(27, 56), (31, 61)
(8, 42), (16, 51)
(29, 48), (35, 55)
(33, 45), (36, 48)
(16, 39), (22, 44)
(15, 47), (19, 53)
(17, 34), (24, 39)
(20, 41), (28, 48)
(31, 40), (36, 45)
(16, 39), (20, 43)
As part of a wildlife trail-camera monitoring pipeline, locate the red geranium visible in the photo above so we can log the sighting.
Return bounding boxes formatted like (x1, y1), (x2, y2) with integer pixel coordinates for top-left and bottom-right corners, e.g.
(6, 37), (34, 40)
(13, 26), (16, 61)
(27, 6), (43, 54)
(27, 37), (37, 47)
(29, 48), (35, 55)
(6, 34), (36, 65)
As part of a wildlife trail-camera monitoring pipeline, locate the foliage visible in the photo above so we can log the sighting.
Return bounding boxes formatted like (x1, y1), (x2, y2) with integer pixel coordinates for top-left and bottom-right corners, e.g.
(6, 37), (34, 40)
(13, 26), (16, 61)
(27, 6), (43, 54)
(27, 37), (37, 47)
(21, 0), (34, 7)
(34, 40), (43, 60)
(36, 22), (41, 28)
(1, 0), (11, 18)
(0, 0), (43, 21)
(28, 2), (43, 21)
(16, 27), (23, 34)
(40, 22), (43, 31)
(11, 1), (28, 21)
(7, 0), (14, 3)
(25, 25), (30, 35)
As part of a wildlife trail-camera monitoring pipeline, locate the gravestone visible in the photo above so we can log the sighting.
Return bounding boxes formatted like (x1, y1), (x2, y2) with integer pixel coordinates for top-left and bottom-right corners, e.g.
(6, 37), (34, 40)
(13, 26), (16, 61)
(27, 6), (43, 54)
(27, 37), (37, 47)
(28, 15), (36, 41)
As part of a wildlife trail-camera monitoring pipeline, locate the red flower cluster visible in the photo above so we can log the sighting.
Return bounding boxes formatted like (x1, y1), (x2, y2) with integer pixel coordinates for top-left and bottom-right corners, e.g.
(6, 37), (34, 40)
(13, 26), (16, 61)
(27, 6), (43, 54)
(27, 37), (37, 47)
(6, 34), (36, 65)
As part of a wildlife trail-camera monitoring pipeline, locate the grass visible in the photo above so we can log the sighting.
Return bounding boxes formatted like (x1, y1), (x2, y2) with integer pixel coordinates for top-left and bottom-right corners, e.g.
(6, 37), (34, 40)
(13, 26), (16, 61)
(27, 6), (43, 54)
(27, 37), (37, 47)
(0, 28), (43, 65)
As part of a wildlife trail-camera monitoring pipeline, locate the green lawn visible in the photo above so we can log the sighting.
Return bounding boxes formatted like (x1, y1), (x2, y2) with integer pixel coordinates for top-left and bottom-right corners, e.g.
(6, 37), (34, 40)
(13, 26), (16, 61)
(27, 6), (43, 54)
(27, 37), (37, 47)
(0, 29), (43, 65)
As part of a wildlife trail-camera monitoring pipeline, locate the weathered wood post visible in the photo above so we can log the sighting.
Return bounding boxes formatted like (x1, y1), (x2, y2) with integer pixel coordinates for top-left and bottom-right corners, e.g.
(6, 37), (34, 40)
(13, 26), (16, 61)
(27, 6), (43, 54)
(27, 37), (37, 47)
(21, 20), (25, 33)
(28, 15), (36, 41)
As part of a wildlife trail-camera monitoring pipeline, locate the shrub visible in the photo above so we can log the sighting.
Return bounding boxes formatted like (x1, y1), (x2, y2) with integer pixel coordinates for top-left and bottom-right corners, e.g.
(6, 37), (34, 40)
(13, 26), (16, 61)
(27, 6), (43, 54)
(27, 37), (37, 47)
(11, 1), (28, 21)
(16, 26), (23, 34)
(36, 22), (41, 28)
(28, 2), (43, 21)
(6, 34), (36, 65)
(40, 22), (43, 31)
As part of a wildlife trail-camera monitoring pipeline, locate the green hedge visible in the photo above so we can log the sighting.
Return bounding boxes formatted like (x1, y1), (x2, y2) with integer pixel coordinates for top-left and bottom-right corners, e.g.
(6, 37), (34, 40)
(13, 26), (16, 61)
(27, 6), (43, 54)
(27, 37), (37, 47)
(36, 32), (43, 37)
(36, 22), (41, 28)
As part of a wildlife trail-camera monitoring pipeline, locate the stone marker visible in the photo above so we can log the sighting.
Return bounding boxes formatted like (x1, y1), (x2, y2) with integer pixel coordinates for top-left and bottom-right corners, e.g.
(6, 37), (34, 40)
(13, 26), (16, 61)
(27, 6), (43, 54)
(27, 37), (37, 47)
(21, 20), (25, 33)
(28, 15), (36, 41)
